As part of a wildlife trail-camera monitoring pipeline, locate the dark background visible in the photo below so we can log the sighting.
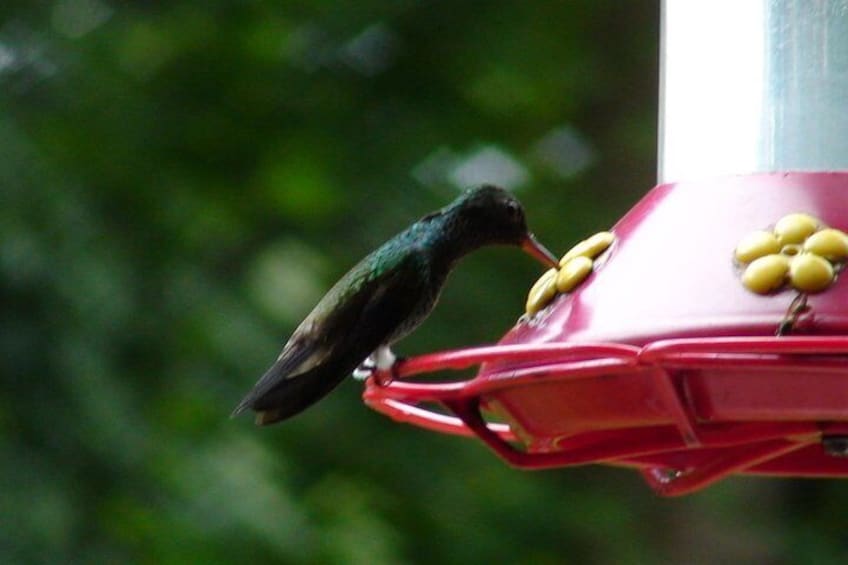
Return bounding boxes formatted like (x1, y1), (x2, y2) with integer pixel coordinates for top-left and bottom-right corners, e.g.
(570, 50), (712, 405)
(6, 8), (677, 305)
(2, 1), (846, 563)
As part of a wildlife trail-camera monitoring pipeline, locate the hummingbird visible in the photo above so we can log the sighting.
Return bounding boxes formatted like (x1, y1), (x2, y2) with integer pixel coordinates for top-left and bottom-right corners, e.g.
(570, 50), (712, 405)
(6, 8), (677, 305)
(232, 184), (557, 425)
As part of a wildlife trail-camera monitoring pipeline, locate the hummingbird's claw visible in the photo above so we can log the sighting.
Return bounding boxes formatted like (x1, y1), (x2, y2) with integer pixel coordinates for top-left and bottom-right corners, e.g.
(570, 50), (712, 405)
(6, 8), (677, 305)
(373, 345), (397, 370)
(373, 345), (397, 385)
(352, 357), (376, 381)
(352, 363), (394, 386)
(373, 368), (394, 387)
(374, 355), (406, 387)
(353, 346), (403, 386)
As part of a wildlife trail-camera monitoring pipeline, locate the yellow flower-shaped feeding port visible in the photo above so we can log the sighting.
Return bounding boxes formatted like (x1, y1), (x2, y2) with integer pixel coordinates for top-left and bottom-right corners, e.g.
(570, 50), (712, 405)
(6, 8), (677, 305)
(525, 269), (558, 316)
(525, 231), (614, 316)
(734, 213), (848, 295)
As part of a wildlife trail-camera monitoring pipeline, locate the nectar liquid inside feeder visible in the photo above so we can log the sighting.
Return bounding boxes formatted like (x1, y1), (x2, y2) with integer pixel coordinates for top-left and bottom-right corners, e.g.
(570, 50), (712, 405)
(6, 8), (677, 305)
(364, 1), (848, 495)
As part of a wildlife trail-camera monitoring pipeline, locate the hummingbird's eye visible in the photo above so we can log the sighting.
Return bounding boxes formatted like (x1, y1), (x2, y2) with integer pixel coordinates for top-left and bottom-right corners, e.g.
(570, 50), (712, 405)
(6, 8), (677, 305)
(506, 200), (521, 219)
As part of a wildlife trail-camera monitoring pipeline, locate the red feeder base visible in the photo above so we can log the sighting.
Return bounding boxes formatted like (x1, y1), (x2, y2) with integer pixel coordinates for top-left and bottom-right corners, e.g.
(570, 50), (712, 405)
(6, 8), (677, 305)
(364, 173), (848, 496)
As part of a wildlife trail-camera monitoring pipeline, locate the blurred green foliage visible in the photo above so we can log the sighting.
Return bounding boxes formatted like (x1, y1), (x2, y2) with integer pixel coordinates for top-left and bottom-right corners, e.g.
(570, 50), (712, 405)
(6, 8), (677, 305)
(2, 1), (847, 563)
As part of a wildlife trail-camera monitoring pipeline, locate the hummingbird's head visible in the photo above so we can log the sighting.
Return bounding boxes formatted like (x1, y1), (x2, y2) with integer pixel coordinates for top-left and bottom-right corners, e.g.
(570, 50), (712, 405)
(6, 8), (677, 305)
(451, 185), (558, 268)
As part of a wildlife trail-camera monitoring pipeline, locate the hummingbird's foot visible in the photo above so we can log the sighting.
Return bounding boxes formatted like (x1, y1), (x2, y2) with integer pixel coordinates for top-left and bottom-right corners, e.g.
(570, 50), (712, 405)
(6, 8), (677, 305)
(352, 356), (376, 381)
(372, 345), (398, 386)
(352, 346), (401, 385)
(372, 366), (396, 387)
(373, 345), (396, 371)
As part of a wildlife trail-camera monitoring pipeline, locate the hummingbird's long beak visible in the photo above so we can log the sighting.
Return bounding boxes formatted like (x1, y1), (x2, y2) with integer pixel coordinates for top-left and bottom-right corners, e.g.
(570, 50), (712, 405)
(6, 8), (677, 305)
(521, 233), (558, 268)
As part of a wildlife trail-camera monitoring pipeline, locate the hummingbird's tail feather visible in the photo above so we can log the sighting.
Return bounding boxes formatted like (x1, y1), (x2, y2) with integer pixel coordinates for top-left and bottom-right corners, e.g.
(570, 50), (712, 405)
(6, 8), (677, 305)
(232, 354), (350, 425)
(254, 409), (284, 425)
(234, 367), (349, 425)
(231, 342), (326, 419)
(230, 396), (254, 419)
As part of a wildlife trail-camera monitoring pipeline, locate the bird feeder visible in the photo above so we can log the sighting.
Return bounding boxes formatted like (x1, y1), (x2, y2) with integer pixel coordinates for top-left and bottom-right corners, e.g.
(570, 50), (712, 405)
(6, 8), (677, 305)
(364, 0), (848, 495)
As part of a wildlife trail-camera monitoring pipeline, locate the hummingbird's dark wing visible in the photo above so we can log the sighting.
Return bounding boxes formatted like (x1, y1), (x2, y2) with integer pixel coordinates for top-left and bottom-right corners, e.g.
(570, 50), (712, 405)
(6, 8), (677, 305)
(232, 246), (433, 422)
